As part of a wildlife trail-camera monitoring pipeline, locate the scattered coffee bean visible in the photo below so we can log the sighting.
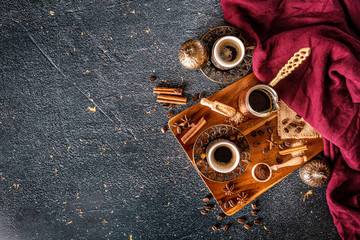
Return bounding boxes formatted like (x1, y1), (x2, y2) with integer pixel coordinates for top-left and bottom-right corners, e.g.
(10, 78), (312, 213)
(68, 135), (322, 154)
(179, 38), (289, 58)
(295, 127), (302, 133)
(228, 200), (235, 208)
(199, 93), (205, 99)
(284, 127), (289, 133)
(251, 130), (257, 137)
(203, 196), (210, 202)
(192, 95), (199, 102)
(174, 89), (181, 94)
(276, 157), (283, 163)
(295, 114), (302, 119)
(257, 129), (265, 136)
(251, 202), (257, 210)
(253, 141), (260, 147)
(201, 209), (207, 215)
(176, 126), (182, 135)
(251, 210), (258, 216)
(267, 127), (273, 134)
(298, 122), (305, 127)
(265, 121), (271, 126)
(289, 122), (297, 128)
(283, 140), (291, 147)
(278, 143), (285, 150)
(282, 119), (289, 125)
(172, 122), (178, 127)
(224, 202), (229, 209)
(204, 205), (212, 211)
(149, 76), (156, 82)
(238, 218), (245, 224)
(254, 219), (261, 225)
(244, 224), (250, 229)
(162, 103), (170, 108)
(169, 104), (175, 109)
(161, 126), (167, 133)
(212, 225), (218, 231)
(263, 148), (268, 154)
(217, 214), (224, 220)
(167, 111), (174, 118)
(223, 224), (230, 231)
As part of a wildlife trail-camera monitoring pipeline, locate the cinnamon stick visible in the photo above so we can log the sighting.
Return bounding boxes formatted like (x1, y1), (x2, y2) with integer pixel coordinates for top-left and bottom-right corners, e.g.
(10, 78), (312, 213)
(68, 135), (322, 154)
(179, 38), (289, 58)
(156, 99), (187, 105)
(153, 87), (183, 95)
(181, 117), (207, 144)
(157, 94), (187, 105)
(279, 145), (308, 155)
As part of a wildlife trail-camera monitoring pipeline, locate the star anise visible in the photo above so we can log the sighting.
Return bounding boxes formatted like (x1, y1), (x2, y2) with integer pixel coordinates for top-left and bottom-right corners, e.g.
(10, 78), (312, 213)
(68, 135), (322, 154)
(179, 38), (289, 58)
(266, 133), (278, 150)
(237, 191), (248, 205)
(222, 183), (235, 196)
(179, 115), (192, 128)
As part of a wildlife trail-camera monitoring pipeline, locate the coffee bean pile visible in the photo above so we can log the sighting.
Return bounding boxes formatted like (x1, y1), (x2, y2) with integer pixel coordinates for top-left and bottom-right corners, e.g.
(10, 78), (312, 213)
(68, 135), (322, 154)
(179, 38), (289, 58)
(281, 116), (306, 134)
(200, 194), (265, 233)
(251, 125), (277, 154)
(199, 195), (233, 233)
(250, 120), (294, 163)
(237, 201), (263, 230)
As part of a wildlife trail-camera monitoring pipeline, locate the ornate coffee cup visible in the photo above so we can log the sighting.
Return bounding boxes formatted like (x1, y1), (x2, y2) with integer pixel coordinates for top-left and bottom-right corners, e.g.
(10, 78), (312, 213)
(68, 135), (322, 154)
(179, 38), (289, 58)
(211, 36), (246, 70)
(205, 138), (240, 173)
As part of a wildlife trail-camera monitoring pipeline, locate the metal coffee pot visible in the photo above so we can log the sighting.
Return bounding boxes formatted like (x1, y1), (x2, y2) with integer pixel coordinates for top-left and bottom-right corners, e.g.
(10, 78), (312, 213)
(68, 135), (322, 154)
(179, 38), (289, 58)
(238, 48), (311, 118)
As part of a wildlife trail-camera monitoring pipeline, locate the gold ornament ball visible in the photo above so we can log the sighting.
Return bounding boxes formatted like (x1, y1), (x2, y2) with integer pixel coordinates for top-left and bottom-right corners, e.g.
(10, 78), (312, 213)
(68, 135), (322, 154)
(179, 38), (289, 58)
(179, 39), (209, 70)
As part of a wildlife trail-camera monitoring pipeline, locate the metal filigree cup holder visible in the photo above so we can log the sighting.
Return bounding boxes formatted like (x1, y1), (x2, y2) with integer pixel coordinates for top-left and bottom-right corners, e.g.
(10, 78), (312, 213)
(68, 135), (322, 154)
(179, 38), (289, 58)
(200, 26), (254, 84)
(193, 125), (251, 182)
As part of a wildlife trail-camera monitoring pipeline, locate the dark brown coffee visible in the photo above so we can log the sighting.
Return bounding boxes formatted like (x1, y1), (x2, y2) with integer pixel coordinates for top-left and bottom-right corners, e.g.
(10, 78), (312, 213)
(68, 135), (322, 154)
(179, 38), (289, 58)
(217, 40), (241, 64)
(249, 90), (272, 112)
(214, 146), (232, 163)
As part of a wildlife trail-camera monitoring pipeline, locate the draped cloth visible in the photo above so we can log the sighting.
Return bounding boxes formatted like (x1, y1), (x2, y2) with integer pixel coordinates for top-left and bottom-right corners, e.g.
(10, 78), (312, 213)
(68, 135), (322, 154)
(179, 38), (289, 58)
(221, 0), (360, 239)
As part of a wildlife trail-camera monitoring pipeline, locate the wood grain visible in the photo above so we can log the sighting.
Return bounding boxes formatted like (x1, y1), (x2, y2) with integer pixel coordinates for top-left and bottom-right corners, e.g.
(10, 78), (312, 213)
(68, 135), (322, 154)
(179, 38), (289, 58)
(168, 73), (323, 215)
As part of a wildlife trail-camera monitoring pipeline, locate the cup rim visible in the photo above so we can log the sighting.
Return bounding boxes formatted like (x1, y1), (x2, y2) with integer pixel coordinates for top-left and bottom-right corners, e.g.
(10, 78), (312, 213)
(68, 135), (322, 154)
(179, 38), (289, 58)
(212, 36), (245, 69)
(251, 163), (272, 182)
(206, 139), (240, 173)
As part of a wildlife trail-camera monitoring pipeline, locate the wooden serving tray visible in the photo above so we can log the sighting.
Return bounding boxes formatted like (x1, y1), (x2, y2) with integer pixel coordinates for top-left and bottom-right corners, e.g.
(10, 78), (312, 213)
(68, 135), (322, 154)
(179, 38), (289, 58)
(168, 73), (323, 215)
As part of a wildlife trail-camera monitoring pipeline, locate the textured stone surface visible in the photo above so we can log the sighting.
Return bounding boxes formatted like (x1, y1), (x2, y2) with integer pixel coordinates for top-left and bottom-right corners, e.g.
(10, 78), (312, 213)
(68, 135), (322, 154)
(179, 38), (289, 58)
(0, 1), (339, 239)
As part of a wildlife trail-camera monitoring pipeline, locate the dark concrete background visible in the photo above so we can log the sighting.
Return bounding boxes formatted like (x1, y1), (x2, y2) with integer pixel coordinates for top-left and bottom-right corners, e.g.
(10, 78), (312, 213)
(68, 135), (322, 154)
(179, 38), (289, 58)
(0, 1), (340, 239)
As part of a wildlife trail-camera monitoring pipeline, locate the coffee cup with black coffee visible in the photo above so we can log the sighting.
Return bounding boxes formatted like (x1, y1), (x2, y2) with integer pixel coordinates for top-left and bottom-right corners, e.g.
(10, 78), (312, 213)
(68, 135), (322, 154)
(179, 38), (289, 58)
(211, 36), (246, 70)
(206, 138), (240, 173)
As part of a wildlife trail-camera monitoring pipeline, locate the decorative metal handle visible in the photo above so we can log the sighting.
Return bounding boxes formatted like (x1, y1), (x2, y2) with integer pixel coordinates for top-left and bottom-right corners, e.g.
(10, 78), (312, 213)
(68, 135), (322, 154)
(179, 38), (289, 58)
(268, 48), (311, 87)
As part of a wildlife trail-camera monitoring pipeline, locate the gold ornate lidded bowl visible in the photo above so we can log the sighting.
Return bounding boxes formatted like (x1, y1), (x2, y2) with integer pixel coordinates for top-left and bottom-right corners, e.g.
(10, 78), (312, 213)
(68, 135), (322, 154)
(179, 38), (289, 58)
(299, 158), (331, 187)
(200, 26), (254, 84)
(179, 39), (209, 70)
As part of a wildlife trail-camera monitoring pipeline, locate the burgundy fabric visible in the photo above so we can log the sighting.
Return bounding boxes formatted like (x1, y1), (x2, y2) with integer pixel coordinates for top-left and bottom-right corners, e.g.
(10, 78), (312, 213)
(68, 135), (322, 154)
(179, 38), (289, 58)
(221, 0), (360, 239)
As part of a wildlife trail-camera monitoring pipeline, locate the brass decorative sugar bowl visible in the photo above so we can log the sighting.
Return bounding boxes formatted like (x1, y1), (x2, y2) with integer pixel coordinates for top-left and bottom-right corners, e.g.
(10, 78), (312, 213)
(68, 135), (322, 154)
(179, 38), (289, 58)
(179, 39), (209, 70)
(299, 158), (331, 187)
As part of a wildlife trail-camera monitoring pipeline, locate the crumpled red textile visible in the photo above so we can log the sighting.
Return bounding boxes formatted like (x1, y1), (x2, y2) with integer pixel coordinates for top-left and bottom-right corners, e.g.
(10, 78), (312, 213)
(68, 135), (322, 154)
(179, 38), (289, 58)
(221, 0), (360, 239)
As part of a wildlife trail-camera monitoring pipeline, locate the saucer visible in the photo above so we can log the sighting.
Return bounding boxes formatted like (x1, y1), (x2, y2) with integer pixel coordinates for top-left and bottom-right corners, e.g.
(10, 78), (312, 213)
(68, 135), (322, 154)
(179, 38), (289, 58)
(192, 125), (251, 182)
(200, 26), (254, 84)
